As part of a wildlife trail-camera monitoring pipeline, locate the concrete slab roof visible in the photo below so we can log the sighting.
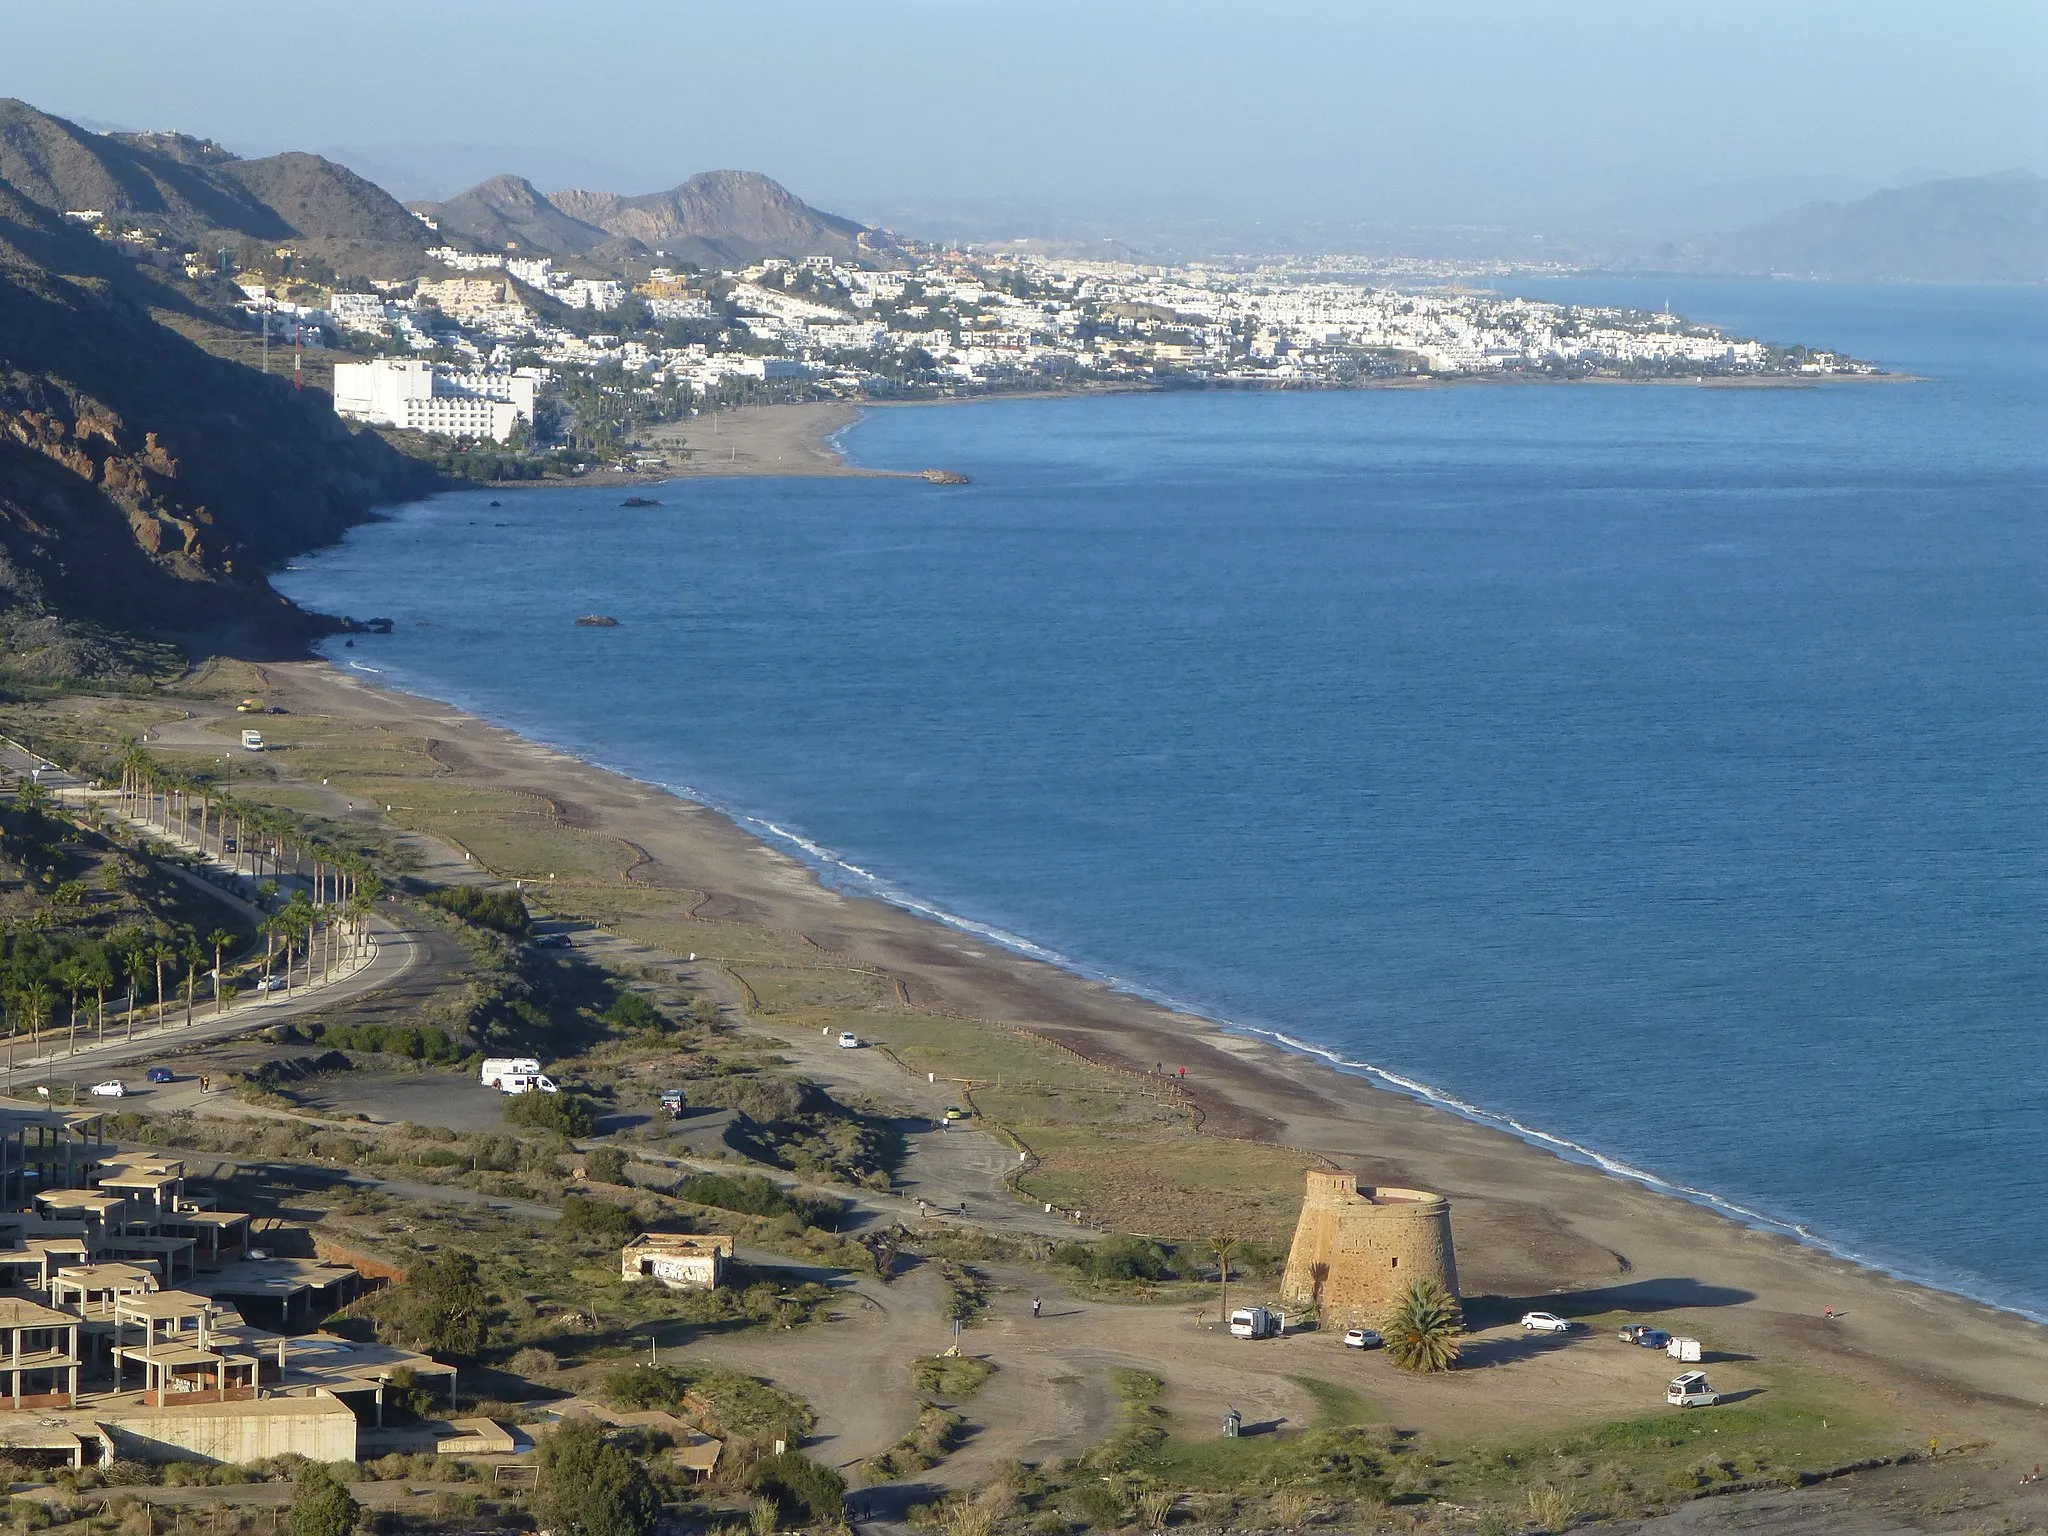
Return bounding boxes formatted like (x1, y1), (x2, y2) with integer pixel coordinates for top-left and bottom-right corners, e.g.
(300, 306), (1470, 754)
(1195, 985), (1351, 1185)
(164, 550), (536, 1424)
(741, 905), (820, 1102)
(0, 1297), (77, 1329)
(183, 1256), (356, 1298)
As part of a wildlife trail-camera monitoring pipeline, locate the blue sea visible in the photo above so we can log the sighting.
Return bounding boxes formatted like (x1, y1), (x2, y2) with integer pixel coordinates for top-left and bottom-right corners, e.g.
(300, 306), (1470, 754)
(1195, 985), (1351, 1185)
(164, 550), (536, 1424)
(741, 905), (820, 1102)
(278, 278), (2048, 1320)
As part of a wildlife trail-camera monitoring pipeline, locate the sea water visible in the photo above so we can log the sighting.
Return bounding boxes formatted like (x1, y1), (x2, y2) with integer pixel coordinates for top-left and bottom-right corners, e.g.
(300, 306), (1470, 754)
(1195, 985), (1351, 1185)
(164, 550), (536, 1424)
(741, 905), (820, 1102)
(278, 279), (2048, 1318)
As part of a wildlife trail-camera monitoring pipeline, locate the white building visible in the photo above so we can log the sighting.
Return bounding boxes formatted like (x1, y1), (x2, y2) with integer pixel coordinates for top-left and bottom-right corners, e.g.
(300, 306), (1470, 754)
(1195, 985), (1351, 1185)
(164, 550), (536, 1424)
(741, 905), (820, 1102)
(331, 358), (538, 442)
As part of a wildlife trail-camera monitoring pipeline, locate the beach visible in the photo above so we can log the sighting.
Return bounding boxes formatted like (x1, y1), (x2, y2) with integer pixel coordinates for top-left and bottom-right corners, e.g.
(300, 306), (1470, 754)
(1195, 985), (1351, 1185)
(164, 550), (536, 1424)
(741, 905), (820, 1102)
(204, 654), (2048, 1454)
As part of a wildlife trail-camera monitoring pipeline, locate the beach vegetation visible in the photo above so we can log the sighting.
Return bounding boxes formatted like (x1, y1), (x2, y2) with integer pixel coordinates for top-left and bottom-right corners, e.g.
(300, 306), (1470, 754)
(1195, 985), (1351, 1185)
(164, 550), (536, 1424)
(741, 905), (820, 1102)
(418, 882), (531, 936)
(1054, 1234), (1175, 1282)
(911, 1354), (996, 1400)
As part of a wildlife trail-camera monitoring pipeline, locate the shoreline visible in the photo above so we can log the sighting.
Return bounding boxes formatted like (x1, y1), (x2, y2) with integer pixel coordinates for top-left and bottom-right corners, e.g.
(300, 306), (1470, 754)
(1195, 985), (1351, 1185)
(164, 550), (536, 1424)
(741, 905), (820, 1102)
(324, 649), (2037, 1326)
(244, 656), (2048, 1450)
(513, 371), (1918, 488)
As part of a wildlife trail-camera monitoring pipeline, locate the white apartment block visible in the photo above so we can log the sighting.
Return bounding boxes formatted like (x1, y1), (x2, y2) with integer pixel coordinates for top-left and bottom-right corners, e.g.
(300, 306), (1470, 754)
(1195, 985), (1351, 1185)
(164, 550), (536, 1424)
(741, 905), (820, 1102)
(331, 358), (538, 442)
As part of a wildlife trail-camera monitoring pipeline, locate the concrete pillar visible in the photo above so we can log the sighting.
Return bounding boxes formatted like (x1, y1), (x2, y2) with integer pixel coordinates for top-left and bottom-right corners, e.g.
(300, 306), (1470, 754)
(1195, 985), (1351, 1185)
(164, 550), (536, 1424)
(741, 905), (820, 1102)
(375, 1383), (383, 1428)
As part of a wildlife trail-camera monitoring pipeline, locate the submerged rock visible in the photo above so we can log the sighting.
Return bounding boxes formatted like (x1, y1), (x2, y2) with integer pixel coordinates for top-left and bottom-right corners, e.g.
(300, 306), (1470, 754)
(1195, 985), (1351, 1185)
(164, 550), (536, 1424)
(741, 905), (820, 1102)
(575, 614), (621, 628)
(621, 496), (661, 507)
(920, 468), (971, 485)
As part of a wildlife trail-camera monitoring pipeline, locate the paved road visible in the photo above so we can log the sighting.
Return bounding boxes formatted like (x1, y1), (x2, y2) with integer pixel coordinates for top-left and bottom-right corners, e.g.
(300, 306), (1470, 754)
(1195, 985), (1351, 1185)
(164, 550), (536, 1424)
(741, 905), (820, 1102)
(0, 912), (423, 1093)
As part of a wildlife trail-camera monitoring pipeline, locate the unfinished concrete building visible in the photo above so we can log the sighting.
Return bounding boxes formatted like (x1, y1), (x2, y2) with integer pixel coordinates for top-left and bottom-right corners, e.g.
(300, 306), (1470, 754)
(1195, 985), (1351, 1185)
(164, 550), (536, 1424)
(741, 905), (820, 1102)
(1279, 1171), (1460, 1328)
(0, 1108), (445, 1465)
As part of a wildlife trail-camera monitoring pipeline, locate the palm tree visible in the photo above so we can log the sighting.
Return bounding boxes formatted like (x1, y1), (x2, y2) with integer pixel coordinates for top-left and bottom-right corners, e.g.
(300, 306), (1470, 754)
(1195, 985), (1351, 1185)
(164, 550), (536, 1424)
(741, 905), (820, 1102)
(207, 929), (235, 1014)
(122, 949), (148, 1038)
(1381, 1278), (1463, 1373)
(147, 941), (174, 1030)
(1210, 1235), (1241, 1327)
(82, 952), (112, 1042)
(181, 943), (203, 1027)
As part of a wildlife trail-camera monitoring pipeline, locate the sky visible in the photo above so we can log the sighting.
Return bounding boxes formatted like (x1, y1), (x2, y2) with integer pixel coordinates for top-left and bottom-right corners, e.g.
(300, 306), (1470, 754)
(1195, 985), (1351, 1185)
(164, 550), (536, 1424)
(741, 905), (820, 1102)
(3, 0), (2043, 230)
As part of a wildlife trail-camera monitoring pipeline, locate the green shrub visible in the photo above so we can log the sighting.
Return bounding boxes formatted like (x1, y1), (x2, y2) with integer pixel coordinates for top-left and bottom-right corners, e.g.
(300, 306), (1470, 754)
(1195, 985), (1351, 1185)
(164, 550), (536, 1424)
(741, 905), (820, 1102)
(560, 1195), (640, 1241)
(1055, 1235), (1173, 1282)
(677, 1172), (796, 1218)
(420, 885), (531, 936)
(506, 1089), (595, 1137)
(602, 992), (667, 1033)
(310, 1021), (464, 1063)
(747, 1451), (846, 1525)
(584, 1145), (629, 1184)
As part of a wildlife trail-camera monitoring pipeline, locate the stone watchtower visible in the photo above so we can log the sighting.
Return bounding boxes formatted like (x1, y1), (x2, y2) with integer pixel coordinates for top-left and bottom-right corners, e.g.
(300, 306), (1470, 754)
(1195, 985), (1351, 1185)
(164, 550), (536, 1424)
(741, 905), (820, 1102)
(1279, 1171), (1459, 1328)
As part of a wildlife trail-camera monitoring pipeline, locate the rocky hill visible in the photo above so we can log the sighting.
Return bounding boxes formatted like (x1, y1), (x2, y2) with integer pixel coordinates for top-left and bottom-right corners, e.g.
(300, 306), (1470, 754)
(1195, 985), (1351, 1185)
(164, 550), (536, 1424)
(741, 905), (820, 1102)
(425, 172), (613, 256)
(551, 170), (885, 265)
(424, 167), (890, 266)
(1697, 170), (2048, 282)
(0, 181), (435, 678)
(0, 100), (430, 266)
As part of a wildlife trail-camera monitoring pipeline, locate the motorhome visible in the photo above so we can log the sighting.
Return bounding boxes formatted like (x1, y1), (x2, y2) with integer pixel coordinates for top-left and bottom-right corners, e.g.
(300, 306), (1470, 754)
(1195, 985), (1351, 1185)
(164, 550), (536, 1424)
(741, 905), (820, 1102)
(480, 1057), (542, 1090)
(240, 730), (265, 751)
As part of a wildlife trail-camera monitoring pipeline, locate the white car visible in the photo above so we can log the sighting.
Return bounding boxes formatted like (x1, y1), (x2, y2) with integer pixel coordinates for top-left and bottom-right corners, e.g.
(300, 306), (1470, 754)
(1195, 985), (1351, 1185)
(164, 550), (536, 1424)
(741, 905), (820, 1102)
(88, 1081), (126, 1099)
(253, 975), (290, 994)
(1521, 1311), (1574, 1334)
(837, 1031), (862, 1048)
(1343, 1328), (1383, 1350)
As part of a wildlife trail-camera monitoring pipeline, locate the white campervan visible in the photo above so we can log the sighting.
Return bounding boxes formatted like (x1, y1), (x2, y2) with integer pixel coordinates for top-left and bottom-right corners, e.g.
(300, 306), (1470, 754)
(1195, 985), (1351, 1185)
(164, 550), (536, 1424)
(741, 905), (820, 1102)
(240, 730), (265, 751)
(480, 1057), (542, 1091)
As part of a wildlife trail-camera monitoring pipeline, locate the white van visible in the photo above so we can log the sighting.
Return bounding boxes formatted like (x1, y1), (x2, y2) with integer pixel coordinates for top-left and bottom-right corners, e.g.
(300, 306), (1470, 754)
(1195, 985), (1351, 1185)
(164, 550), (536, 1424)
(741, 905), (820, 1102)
(480, 1057), (542, 1090)
(1229, 1306), (1280, 1339)
(502, 1074), (559, 1095)
(240, 730), (265, 751)
(1667, 1371), (1721, 1407)
(1665, 1336), (1703, 1363)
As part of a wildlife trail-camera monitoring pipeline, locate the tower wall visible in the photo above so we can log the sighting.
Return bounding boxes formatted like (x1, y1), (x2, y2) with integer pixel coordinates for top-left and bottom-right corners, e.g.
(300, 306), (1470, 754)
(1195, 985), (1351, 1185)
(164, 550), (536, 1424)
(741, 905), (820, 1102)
(1279, 1172), (1458, 1328)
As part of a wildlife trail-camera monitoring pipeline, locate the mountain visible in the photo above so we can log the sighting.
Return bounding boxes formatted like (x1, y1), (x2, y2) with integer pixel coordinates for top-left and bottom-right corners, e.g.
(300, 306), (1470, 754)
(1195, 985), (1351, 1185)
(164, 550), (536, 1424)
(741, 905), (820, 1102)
(546, 170), (889, 265)
(0, 101), (429, 262)
(213, 151), (430, 247)
(1698, 171), (2048, 282)
(426, 173), (612, 256)
(0, 180), (434, 676)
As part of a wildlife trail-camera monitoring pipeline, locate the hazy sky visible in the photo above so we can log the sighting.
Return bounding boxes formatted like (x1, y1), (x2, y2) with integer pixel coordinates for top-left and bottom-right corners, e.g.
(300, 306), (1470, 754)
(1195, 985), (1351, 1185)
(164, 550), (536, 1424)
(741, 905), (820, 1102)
(4, 0), (2042, 225)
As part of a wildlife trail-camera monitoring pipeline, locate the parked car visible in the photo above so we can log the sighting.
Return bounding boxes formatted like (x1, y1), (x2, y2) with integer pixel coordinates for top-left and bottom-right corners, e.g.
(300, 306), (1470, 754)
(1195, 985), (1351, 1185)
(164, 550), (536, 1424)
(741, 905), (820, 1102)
(1666, 1336), (1704, 1362)
(942, 1106), (969, 1122)
(1618, 1324), (1671, 1349)
(253, 975), (289, 994)
(838, 1031), (862, 1048)
(1667, 1371), (1721, 1407)
(144, 1067), (175, 1084)
(531, 933), (572, 949)
(1343, 1328), (1383, 1350)
(88, 1081), (126, 1098)
(1521, 1311), (1574, 1334)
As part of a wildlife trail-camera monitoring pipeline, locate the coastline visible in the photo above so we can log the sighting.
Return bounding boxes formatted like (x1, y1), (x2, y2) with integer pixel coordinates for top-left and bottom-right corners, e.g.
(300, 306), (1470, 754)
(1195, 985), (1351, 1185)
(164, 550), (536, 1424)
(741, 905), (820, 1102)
(246, 655), (2048, 1449)
(546, 372), (1917, 487)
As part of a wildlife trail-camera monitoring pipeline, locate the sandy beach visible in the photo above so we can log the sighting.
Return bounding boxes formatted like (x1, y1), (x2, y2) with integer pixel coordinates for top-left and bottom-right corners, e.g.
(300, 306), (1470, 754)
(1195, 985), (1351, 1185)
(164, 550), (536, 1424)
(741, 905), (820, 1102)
(219, 657), (2048, 1458)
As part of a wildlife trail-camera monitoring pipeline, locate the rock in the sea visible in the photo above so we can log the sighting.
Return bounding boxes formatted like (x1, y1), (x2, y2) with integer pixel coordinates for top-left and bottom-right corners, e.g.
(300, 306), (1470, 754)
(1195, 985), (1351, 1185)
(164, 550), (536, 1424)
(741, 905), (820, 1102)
(621, 496), (662, 507)
(575, 614), (621, 628)
(920, 468), (971, 485)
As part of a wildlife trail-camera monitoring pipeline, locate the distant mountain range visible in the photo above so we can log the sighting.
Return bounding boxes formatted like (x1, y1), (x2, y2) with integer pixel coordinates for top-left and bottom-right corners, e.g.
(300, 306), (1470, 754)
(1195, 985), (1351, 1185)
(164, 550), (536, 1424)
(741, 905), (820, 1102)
(420, 169), (891, 267)
(0, 99), (896, 276)
(1687, 170), (2048, 283)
